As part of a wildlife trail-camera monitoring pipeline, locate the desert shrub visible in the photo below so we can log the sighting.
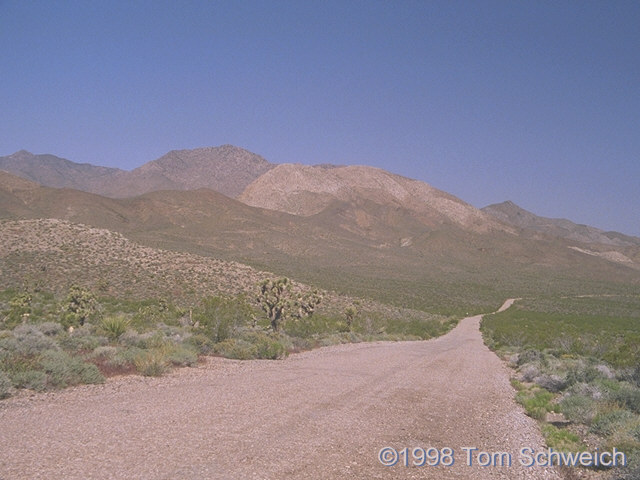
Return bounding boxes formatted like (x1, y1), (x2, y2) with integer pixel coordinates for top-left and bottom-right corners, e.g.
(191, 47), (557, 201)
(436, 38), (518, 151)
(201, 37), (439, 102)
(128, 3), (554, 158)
(166, 345), (198, 367)
(541, 424), (584, 452)
(611, 385), (640, 414)
(590, 408), (635, 436)
(560, 394), (598, 424)
(0, 349), (40, 380)
(138, 331), (167, 349)
(520, 363), (543, 383)
(130, 299), (177, 329)
(133, 350), (167, 377)
(383, 316), (446, 339)
(108, 346), (143, 369)
(194, 296), (253, 342)
(119, 329), (149, 348)
(58, 329), (107, 352)
(0, 336), (19, 355)
(91, 345), (118, 359)
(534, 374), (566, 393)
(565, 364), (608, 386)
(40, 350), (104, 388)
(517, 349), (545, 367)
(36, 322), (64, 336)
(12, 324), (58, 355)
(617, 460), (640, 480)
(517, 388), (555, 420)
(284, 313), (342, 338)
(184, 334), (215, 354)
(631, 364), (640, 388)
(157, 324), (190, 344)
(567, 381), (603, 400)
(11, 370), (47, 391)
(0, 371), (12, 399)
(213, 339), (258, 360)
(1, 292), (32, 328)
(254, 335), (287, 359)
(100, 315), (130, 341)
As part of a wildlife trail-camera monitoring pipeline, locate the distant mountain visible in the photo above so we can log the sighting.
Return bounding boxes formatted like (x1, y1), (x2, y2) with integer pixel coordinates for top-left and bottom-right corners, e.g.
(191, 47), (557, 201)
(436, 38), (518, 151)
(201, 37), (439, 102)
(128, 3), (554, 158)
(239, 164), (510, 234)
(482, 201), (640, 247)
(106, 145), (275, 198)
(2, 169), (638, 315)
(0, 150), (125, 192)
(0, 145), (274, 198)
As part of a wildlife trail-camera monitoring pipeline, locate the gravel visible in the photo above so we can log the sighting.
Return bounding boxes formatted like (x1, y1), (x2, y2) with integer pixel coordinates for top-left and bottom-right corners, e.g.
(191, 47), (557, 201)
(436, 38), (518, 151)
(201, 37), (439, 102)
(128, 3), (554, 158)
(0, 302), (561, 479)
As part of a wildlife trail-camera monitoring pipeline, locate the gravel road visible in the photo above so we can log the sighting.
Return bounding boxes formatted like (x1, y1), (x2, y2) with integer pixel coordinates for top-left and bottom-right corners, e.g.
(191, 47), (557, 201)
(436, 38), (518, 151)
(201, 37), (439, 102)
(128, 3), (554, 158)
(0, 300), (561, 479)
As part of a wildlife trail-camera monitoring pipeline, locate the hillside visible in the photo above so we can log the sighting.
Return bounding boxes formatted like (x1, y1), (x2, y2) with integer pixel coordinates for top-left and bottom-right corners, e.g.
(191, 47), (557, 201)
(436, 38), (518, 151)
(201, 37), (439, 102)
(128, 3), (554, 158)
(106, 145), (275, 198)
(0, 150), (125, 192)
(239, 164), (508, 234)
(0, 145), (274, 198)
(0, 218), (268, 301)
(1, 170), (638, 315)
(482, 201), (640, 247)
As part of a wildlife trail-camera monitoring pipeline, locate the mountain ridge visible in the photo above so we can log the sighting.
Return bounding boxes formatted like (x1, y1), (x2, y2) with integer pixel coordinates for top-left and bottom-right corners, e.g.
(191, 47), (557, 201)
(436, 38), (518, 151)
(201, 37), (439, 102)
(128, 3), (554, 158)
(0, 145), (275, 199)
(1, 167), (639, 315)
(482, 200), (640, 247)
(1, 145), (637, 240)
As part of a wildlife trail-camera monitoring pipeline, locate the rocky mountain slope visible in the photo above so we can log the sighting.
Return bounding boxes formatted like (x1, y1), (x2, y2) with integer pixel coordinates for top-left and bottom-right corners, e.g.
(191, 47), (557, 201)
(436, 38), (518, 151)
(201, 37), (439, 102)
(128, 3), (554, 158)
(0, 150), (125, 192)
(1, 169), (638, 314)
(239, 163), (513, 234)
(107, 145), (275, 198)
(0, 145), (274, 198)
(482, 201), (640, 247)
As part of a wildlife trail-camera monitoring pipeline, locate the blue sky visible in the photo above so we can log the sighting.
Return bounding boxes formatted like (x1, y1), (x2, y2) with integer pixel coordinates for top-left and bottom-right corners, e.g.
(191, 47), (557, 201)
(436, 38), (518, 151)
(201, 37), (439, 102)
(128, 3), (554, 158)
(1, 1), (639, 235)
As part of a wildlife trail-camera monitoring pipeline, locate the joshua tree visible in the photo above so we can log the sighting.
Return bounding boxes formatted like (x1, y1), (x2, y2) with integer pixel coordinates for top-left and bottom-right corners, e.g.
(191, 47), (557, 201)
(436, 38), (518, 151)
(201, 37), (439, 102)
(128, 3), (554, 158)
(344, 305), (358, 331)
(63, 285), (97, 327)
(256, 278), (322, 332)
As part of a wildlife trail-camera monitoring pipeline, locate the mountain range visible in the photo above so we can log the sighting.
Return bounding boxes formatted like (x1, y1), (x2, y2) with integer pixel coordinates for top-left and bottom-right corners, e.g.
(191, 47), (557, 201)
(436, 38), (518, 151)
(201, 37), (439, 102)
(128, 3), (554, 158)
(1, 146), (638, 314)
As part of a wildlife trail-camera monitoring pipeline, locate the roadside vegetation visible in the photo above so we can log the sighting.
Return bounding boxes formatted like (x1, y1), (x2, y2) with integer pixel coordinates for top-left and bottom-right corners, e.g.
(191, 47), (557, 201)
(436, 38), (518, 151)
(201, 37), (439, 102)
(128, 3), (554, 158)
(0, 281), (455, 399)
(481, 295), (640, 479)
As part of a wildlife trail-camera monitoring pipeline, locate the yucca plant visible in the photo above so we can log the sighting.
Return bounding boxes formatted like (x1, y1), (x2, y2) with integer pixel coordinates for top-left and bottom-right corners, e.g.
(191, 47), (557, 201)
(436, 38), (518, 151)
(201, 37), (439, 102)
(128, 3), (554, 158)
(100, 315), (130, 341)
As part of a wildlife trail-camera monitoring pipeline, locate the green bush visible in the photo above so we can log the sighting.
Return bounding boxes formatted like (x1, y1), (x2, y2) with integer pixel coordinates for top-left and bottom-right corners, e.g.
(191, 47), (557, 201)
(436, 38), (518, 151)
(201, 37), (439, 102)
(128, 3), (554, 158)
(167, 346), (198, 367)
(590, 409), (635, 436)
(213, 338), (258, 360)
(12, 325), (58, 355)
(516, 388), (555, 420)
(184, 334), (215, 354)
(36, 322), (64, 336)
(565, 365), (607, 386)
(133, 350), (167, 377)
(541, 424), (584, 452)
(612, 385), (640, 414)
(194, 296), (253, 342)
(91, 346), (118, 360)
(108, 346), (144, 369)
(40, 350), (105, 388)
(517, 349), (545, 366)
(11, 370), (47, 391)
(241, 331), (288, 360)
(58, 326), (108, 352)
(560, 394), (597, 424)
(0, 371), (12, 399)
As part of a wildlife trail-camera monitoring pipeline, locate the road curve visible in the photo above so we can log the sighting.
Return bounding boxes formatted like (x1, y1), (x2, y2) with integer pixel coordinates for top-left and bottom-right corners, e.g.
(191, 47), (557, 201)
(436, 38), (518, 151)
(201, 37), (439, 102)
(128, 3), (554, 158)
(0, 300), (560, 479)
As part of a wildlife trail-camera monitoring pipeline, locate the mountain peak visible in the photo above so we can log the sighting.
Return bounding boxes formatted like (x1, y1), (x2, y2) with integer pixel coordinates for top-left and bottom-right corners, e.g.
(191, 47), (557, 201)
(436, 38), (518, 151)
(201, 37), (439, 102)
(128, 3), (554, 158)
(8, 150), (35, 159)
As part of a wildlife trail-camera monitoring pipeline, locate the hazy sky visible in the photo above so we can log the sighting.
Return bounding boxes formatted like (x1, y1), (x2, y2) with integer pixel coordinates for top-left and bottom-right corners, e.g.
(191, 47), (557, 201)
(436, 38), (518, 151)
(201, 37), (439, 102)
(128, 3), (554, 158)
(1, 1), (639, 235)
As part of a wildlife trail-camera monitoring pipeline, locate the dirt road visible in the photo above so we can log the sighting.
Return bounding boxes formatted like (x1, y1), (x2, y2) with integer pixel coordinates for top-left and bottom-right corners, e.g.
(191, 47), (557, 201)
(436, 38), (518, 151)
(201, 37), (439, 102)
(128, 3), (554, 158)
(0, 301), (561, 479)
